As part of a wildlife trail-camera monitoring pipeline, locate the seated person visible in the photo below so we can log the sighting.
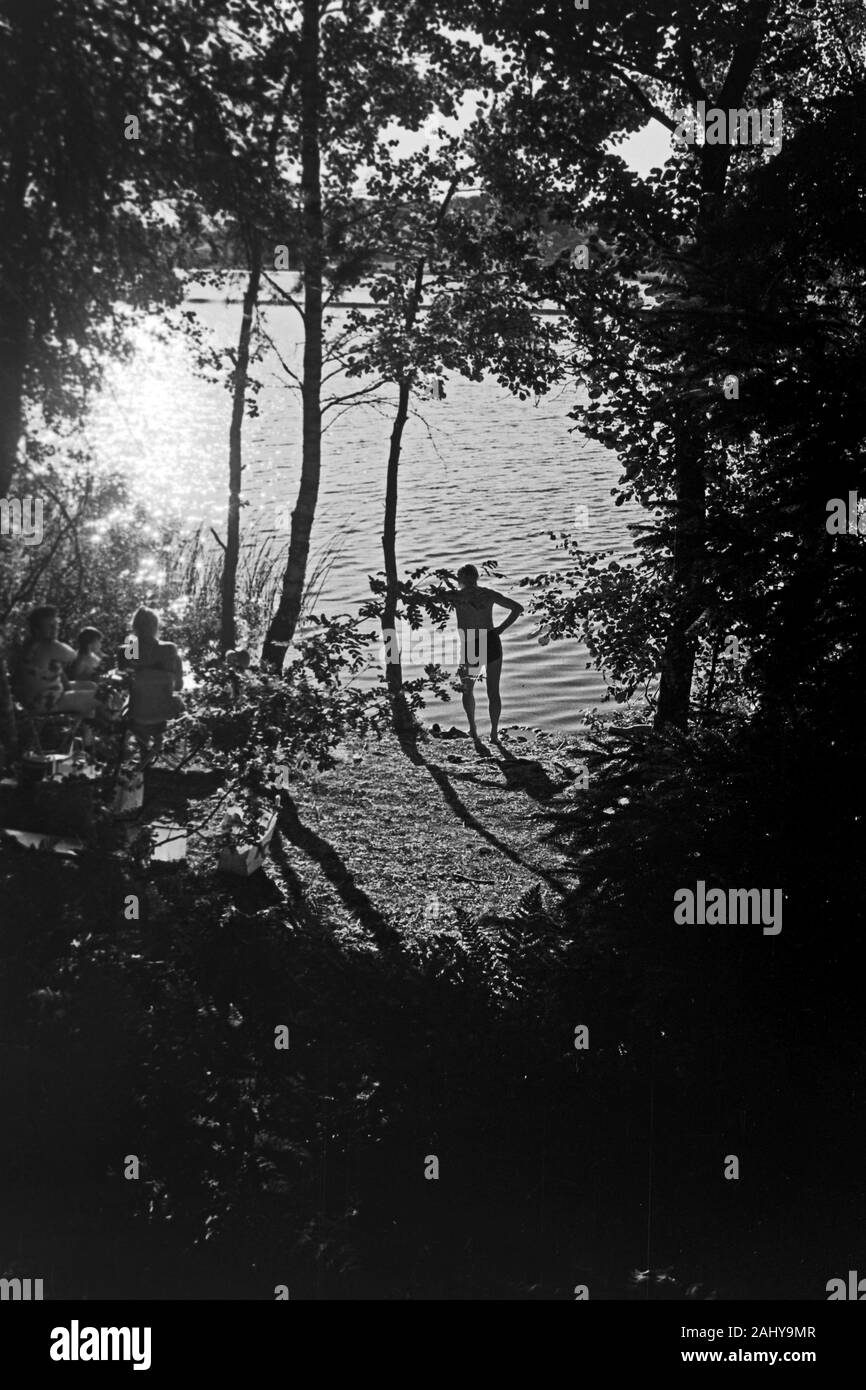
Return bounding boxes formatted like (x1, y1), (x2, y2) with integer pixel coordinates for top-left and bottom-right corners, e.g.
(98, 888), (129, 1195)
(68, 626), (104, 683)
(120, 606), (184, 759)
(12, 606), (96, 717)
(69, 627), (129, 728)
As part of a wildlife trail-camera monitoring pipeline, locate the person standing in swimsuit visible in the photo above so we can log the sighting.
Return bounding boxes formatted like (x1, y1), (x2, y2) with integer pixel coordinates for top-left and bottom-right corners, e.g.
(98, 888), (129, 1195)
(448, 564), (523, 742)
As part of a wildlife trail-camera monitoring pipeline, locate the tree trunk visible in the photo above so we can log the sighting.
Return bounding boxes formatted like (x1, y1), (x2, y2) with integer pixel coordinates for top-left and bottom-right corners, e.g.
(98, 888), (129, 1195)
(0, 124), (32, 498)
(379, 179), (458, 724)
(702, 630), (722, 719)
(0, 293), (28, 497)
(655, 440), (706, 730)
(381, 379), (411, 716)
(0, 5), (45, 496)
(0, 629), (17, 761)
(220, 235), (262, 654)
(654, 19), (768, 731)
(262, 0), (323, 667)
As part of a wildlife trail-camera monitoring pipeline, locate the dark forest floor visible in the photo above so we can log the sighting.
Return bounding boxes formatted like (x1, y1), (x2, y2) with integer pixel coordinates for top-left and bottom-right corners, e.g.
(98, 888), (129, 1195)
(1, 717), (863, 1301)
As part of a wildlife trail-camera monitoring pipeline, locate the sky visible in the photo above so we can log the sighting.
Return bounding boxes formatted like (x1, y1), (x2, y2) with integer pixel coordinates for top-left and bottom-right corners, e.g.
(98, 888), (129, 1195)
(386, 96), (673, 184)
(609, 119), (673, 176)
(381, 19), (674, 182)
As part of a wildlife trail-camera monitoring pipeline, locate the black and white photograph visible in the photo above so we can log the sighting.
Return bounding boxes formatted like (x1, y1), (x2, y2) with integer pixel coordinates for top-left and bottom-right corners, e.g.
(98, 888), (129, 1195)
(0, 0), (863, 1357)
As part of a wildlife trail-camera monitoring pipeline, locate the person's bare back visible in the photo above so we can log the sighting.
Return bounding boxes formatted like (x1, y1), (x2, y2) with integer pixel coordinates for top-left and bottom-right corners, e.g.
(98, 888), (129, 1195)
(452, 586), (498, 635)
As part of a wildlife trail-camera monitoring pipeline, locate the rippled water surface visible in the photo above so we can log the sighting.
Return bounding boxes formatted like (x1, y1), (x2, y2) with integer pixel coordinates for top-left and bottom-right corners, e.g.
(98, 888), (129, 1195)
(87, 287), (641, 730)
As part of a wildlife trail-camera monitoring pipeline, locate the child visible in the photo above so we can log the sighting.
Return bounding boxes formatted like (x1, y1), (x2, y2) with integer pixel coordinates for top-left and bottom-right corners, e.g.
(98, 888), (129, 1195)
(69, 627), (103, 683)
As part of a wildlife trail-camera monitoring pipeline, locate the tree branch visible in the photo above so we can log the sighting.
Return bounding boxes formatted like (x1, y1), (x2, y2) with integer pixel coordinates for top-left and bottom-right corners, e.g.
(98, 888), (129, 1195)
(321, 378), (388, 414)
(675, 11), (707, 103)
(261, 270), (306, 320)
(717, 4), (772, 109)
(606, 63), (678, 133)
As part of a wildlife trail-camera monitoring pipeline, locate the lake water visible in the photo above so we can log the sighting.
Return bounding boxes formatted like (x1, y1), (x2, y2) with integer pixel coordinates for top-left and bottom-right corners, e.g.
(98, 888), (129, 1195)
(85, 279), (640, 731)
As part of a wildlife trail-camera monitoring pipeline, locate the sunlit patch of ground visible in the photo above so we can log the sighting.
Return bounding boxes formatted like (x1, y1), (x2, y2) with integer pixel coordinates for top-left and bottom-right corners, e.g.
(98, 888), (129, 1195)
(271, 725), (593, 944)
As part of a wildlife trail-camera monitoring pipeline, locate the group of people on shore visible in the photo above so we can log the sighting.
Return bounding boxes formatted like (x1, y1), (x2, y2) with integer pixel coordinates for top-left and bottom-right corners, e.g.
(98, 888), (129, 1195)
(10, 604), (184, 754)
(8, 561), (523, 755)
